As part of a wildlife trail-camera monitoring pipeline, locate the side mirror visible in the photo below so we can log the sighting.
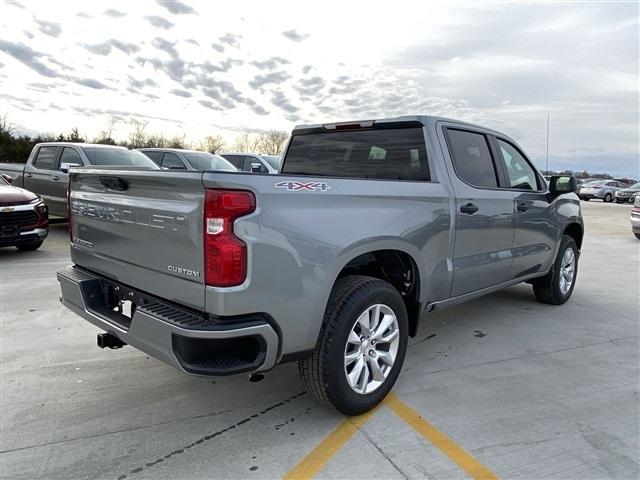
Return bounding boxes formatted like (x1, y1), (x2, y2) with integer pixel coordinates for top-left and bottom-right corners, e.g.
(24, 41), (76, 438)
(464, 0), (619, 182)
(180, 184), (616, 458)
(250, 163), (262, 173)
(60, 162), (78, 174)
(1, 174), (12, 183)
(549, 175), (578, 195)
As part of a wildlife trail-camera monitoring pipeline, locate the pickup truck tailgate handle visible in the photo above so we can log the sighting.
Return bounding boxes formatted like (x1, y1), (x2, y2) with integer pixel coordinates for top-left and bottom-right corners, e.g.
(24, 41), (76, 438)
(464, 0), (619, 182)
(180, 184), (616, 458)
(99, 176), (129, 191)
(460, 203), (479, 214)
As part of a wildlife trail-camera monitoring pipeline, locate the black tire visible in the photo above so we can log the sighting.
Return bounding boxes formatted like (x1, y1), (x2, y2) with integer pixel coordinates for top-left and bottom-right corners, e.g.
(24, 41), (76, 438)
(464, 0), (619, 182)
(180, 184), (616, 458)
(298, 275), (408, 415)
(604, 193), (612, 202)
(582, 197), (589, 201)
(16, 240), (43, 251)
(533, 235), (578, 305)
(634, 233), (640, 240)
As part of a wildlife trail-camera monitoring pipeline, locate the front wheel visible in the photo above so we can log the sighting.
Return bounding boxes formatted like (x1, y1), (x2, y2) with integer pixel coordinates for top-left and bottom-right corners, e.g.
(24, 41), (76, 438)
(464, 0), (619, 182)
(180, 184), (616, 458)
(533, 235), (578, 305)
(298, 275), (408, 415)
(634, 233), (640, 240)
(604, 193), (613, 202)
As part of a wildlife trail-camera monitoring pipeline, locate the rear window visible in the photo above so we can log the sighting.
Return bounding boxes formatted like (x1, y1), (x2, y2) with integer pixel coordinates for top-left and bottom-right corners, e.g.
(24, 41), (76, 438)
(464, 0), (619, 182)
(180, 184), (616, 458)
(282, 128), (429, 181)
(82, 148), (159, 168)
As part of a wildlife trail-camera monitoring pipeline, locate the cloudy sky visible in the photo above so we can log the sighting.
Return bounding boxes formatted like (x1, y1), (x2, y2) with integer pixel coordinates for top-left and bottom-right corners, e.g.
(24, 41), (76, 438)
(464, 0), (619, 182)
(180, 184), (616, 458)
(0, 0), (638, 176)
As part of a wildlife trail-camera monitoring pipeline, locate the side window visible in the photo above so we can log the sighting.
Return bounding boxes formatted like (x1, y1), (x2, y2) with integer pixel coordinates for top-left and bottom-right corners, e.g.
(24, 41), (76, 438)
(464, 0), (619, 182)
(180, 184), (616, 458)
(33, 146), (60, 170)
(222, 155), (243, 169)
(446, 129), (497, 188)
(161, 152), (186, 170)
(496, 139), (539, 190)
(243, 157), (268, 173)
(59, 147), (83, 169)
(141, 151), (163, 165)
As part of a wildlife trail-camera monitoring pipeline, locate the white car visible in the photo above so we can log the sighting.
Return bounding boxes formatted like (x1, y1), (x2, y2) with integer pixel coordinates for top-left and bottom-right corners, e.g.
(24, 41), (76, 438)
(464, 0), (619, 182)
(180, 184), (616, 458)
(579, 179), (626, 202)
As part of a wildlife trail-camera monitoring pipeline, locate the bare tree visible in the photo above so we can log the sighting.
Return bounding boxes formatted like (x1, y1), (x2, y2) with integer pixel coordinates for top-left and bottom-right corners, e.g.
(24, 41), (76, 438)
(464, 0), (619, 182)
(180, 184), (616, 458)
(95, 117), (118, 145)
(128, 119), (149, 148)
(199, 134), (226, 153)
(167, 134), (188, 149)
(145, 133), (166, 148)
(258, 130), (288, 155)
(233, 132), (260, 152)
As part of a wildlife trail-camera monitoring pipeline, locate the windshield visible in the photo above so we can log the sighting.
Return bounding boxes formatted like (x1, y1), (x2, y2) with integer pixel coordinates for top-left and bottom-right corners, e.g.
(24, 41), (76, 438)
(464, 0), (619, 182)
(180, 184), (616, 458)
(82, 147), (159, 168)
(183, 152), (237, 171)
(628, 182), (640, 189)
(260, 155), (281, 170)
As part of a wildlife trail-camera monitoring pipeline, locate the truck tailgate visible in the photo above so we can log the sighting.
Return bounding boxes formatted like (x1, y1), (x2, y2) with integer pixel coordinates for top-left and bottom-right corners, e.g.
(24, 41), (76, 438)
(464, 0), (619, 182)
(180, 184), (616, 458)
(69, 169), (206, 310)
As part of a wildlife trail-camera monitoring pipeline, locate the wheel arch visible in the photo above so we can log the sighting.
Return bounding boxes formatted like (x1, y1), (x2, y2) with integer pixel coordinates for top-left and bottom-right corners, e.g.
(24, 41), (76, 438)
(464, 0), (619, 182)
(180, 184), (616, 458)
(563, 222), (584, 251)
(333, 245), (423, 337)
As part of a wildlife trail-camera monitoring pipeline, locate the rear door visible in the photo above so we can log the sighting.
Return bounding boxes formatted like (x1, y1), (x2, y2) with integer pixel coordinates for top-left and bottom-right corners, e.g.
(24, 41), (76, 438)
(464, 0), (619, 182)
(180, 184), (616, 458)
(492, 137), (556, 279)
(24, 145), (63, 214)
(69, 169), (206, 309)
(441, 126), (516, 297)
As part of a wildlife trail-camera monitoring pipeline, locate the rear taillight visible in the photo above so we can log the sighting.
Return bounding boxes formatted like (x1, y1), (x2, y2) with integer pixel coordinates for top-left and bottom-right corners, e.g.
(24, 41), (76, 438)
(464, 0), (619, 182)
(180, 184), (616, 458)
(204, 189), (256, 287)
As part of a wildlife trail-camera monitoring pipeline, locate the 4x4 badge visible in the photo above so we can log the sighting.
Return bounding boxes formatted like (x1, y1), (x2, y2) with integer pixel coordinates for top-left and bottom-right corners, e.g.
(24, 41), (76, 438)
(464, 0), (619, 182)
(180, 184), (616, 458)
(275, 181), (331, 192)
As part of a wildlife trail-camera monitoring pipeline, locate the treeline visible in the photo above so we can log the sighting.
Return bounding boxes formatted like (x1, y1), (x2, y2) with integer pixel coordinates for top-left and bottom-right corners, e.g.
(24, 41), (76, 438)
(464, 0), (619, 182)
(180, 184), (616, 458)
(0, 115), (288, 163)
(541, 169), (616, 180)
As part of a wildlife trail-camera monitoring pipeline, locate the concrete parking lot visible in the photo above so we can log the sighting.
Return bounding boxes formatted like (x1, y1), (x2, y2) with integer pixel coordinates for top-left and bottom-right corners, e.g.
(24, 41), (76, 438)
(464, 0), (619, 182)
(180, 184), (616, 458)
(1, 201), (638, 479)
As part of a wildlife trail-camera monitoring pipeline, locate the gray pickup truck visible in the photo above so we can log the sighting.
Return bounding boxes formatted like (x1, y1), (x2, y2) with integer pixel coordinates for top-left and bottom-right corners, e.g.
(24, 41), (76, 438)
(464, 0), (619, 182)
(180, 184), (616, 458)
(0, 143), (158, 217)
(57, 116), (583, 414)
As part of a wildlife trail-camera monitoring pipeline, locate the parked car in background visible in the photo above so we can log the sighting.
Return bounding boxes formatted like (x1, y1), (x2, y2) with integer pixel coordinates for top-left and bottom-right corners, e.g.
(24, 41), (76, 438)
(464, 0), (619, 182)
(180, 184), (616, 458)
(631, 196), (640, 239)
(578, 180), (626, 202)
(220, 153), (281, 174)
(0, 143), (158, 217)
(138, 149), (237, 172)
(58, 115), (583, 415)
(0, 174), (48, 250)
(615, 182), (640, 203)
(614, 178), (637, 187)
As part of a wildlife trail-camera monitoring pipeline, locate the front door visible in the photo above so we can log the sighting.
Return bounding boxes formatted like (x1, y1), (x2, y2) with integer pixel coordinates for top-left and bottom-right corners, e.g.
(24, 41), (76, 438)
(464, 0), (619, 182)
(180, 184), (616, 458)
(492, 137), (556, 279)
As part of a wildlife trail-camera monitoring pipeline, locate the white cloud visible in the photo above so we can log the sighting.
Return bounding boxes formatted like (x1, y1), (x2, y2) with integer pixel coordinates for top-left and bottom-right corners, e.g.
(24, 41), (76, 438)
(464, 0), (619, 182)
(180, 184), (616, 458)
(0, 0), (637, 176)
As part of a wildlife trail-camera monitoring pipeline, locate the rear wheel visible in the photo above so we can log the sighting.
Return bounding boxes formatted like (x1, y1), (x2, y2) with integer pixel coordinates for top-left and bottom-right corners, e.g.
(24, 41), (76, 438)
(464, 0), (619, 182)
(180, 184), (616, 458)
(298, 275), (408, 415)
(604, 193), (613, 202)
(533, 235), (578, 305)
(16, 240), (43, 251)
(634, 233), (640, 240)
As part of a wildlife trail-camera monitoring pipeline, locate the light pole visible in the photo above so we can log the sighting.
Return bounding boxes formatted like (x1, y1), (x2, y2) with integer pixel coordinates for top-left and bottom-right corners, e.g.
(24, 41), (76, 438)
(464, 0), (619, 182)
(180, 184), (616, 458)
(545, 113), (550, 173)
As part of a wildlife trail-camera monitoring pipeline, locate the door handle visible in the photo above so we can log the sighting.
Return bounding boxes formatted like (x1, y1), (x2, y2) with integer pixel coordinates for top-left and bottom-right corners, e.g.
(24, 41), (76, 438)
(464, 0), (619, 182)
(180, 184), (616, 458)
(516, 202), (531, 212)
(460, 203), (479, 214)
(51, 176), (60, 181)
(25, 173), (33, 178)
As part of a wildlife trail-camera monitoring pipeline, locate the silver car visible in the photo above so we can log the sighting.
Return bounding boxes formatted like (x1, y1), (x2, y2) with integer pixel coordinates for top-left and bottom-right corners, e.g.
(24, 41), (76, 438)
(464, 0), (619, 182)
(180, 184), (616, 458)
(579, 179), (626, 202)
(615, 182), (640, 203)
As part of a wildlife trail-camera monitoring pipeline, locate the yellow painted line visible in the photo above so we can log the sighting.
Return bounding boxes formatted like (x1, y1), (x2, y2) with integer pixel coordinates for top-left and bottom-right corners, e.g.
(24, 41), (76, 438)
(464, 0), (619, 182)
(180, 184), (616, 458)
(385, 392), (499, 480)
(282, 407), (377, 480)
